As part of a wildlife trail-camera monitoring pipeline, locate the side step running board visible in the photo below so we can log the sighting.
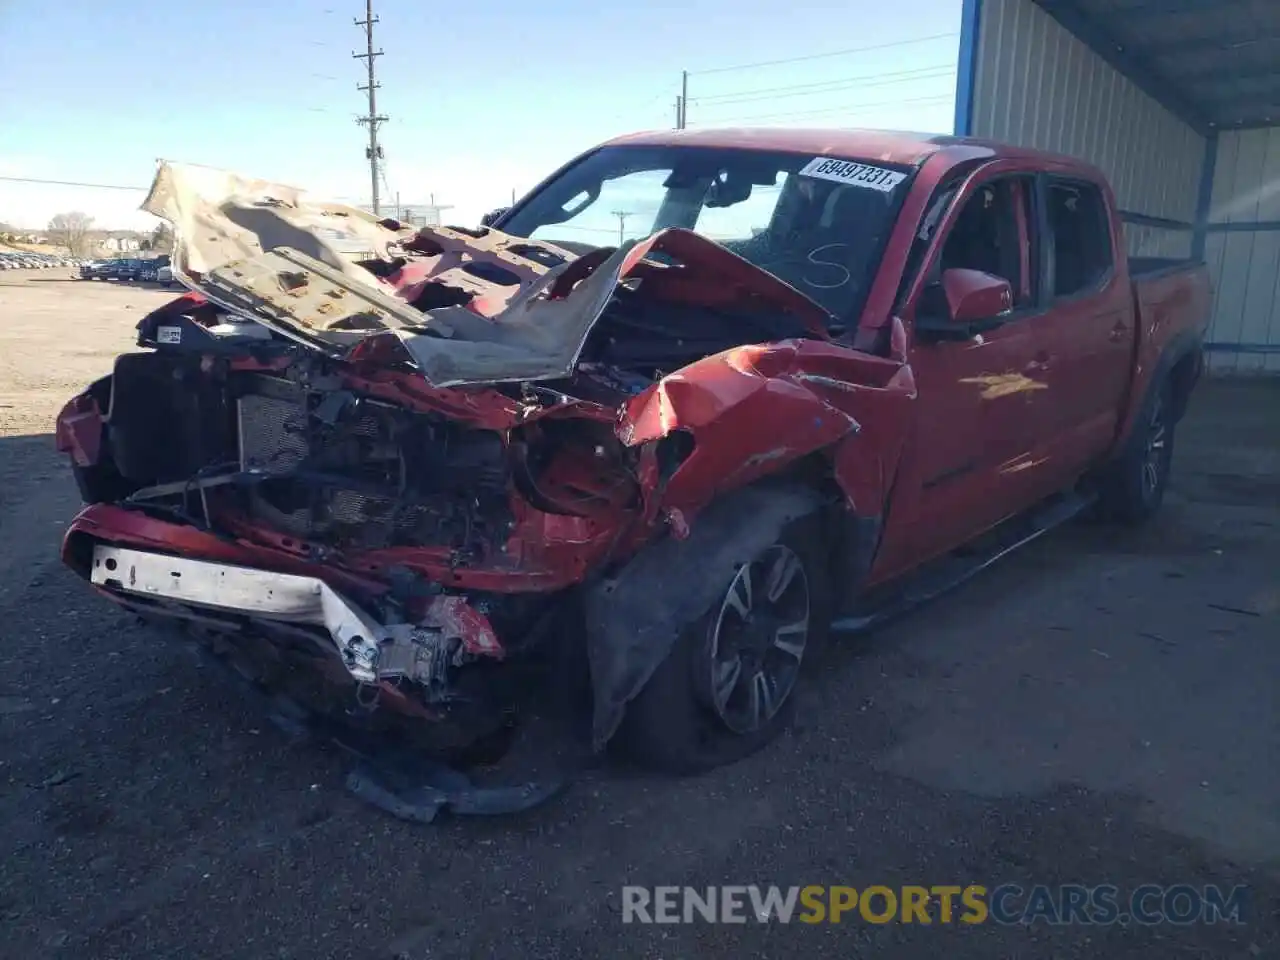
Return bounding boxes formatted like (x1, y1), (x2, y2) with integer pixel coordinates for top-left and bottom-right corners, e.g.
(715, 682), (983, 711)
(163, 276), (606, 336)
(831, 490), (1095, 633)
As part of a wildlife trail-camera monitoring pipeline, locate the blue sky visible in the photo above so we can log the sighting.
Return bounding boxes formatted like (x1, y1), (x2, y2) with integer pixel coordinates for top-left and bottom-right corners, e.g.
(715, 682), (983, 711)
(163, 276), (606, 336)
(0, 0), (961, 230)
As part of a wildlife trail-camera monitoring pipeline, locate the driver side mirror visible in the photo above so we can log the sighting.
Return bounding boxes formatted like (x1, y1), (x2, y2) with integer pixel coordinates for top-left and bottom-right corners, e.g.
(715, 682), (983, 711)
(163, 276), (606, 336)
(480, 207), (510, 228)
(916, 268), (1014, 340)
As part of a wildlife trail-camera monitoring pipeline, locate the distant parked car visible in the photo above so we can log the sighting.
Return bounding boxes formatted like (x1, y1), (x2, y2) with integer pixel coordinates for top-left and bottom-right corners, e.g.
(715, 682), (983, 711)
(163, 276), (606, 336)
(134, 254), (167, 283)
(101, 258), (140, 280)
(80, 261), (112, 280)
(157, 264), (175, 287)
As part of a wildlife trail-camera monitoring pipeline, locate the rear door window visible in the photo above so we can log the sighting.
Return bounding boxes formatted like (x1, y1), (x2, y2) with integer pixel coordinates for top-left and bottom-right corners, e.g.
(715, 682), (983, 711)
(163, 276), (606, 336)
(1045, 180), (1113, 298)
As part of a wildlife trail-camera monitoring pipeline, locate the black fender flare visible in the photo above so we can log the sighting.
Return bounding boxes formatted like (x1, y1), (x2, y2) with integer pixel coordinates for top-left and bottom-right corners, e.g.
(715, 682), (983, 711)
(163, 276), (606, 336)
(1160, 330), (1205, 424)
(583, 484), (827, 750)
(1147, 328), (1205, 425)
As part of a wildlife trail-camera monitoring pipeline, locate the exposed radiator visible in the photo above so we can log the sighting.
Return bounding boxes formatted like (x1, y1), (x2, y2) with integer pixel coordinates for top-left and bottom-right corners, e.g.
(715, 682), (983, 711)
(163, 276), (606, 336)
(237, 392), (310, 474)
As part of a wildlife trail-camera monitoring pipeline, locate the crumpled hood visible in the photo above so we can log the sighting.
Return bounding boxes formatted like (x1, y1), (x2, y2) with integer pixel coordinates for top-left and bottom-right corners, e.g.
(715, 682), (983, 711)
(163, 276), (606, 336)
(141, 161), (834, 387)
(142, 162), (404, 288)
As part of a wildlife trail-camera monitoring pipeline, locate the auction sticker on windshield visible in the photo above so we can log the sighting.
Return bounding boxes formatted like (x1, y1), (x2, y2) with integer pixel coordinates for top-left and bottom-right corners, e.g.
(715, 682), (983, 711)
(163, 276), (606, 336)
(799, 158), (906, 193)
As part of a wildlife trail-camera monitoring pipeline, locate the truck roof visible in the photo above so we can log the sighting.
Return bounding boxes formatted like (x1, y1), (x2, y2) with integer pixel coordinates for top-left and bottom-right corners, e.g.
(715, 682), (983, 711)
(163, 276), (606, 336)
(604, 127), (1104, 177)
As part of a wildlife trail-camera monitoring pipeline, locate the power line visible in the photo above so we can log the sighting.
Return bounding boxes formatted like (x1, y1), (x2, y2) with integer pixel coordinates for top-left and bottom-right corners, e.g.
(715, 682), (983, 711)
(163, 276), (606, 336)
(354, 0), (388, 215)
(689, 93), (952, 126)
(0, 175), (144, 191)
(691, 65), (956, 108)
(691, 32), (959, 76)
(692, 64), (955, 103)
(600, 81), (681, 130)
(534, 224), (620, 236)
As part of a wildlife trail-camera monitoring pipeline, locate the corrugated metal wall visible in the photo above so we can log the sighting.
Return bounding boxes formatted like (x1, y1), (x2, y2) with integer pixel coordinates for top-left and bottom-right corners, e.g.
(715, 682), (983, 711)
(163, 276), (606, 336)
(1203, 129), (1280, 374)
(969, 0), (1203, 259)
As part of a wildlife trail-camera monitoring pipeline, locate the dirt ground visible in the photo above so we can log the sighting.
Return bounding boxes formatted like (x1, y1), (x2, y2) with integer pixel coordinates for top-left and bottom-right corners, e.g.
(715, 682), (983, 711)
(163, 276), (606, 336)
(1, 270), (1277, 959)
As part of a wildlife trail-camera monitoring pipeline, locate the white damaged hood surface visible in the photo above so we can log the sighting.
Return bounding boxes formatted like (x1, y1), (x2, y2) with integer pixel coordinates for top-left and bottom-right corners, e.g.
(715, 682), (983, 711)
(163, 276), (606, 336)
(141, 161), (625, 386)
(142, 162), (403, 291)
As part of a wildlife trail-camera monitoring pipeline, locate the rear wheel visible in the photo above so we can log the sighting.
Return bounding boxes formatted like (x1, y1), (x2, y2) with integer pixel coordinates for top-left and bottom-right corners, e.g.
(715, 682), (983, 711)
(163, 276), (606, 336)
(1097, 378), (1174, 524)
(617, 516), (830, 774)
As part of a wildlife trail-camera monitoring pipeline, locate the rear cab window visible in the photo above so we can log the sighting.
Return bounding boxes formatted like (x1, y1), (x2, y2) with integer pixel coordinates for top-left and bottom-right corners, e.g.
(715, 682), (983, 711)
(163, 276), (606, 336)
(1045, 179), (1114, 299)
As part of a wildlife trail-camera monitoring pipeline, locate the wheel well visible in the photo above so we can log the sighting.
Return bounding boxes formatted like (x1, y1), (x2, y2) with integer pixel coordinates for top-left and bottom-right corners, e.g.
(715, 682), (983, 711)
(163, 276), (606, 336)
(765, 452), (846, 536)
(756, 452), (880, 599)
(1167, 348), (1201, 423)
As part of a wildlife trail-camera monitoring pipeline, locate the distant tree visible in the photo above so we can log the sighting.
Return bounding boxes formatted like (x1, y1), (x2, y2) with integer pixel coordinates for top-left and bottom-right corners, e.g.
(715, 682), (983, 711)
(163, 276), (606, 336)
(47, 211), (95, 257)
(149, 222), (174, 254)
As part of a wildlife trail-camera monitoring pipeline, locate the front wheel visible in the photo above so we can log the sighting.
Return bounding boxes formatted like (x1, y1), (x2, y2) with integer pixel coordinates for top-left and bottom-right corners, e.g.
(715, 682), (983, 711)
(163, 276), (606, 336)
(617, 516), (831, 774)
(1097, 378), (1175, 524)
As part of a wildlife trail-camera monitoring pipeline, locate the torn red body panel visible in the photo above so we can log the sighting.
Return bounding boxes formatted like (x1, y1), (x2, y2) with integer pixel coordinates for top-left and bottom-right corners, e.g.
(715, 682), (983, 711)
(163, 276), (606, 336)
(54, 394), (104, 467)
(394, 226), (578, 315)
(617, 339), (916, 519)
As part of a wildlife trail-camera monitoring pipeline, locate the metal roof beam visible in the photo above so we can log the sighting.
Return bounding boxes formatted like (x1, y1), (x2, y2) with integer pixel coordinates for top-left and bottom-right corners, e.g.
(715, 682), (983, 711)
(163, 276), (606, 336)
(953, 0), (982, 136)
(1034, 0), (1211, 132)
(1210, 121), (1280, 130)
(1195, 87), (1280, 107)
(1139, 32), (1280, 58)
(1173, 63), (1280, 85)
(1109, 0), (1251, 16)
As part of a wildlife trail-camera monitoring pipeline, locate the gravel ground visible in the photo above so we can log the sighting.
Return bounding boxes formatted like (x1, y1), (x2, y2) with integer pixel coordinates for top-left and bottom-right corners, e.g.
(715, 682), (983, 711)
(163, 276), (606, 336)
(0, 270), (1277, 959)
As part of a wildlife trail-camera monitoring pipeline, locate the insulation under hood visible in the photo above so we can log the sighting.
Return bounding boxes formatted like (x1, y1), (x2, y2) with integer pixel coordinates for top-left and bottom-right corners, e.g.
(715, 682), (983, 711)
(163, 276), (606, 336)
(142, 162), (833, 387)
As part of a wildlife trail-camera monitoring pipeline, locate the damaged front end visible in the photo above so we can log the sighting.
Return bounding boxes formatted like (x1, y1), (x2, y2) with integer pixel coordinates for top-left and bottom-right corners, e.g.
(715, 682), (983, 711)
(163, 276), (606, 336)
(57, 162), (909, 817)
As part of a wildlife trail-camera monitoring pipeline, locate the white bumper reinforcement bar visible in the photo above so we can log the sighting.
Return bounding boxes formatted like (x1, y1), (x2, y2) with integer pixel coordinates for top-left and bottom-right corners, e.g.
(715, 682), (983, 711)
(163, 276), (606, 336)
(90, 545), (419, 684)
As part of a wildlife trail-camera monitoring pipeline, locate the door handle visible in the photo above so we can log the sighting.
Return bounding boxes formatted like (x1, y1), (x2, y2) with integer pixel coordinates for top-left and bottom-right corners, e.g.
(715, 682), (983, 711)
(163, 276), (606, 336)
(1108, 322), (1129, 343)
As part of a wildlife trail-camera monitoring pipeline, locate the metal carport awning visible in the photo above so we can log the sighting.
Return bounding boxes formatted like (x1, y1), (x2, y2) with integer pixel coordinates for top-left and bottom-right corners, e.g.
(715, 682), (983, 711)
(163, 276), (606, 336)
(1034, 0), (1280, 134)
(1032, 0), (1280, 361)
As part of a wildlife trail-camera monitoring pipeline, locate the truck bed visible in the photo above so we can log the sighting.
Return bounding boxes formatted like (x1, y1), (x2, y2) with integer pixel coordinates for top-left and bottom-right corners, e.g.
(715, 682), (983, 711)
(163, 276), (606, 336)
(1116, 255), (1213, 449)
(1129, 257), (1211, 335)
(1129, 255), (1204, 280)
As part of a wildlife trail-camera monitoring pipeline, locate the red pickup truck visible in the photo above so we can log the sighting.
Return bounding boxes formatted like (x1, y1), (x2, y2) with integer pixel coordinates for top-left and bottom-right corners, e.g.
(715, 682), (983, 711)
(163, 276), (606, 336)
(55, 130), (1210, 808)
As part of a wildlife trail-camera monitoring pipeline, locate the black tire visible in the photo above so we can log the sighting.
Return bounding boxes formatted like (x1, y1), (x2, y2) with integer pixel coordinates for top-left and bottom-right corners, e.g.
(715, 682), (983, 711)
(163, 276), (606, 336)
(1097, 377), (1175, 524)
(616, 513), (831, 775)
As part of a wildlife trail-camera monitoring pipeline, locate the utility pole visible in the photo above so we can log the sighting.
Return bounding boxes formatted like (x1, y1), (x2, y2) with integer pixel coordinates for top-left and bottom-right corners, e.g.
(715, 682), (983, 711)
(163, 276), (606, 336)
(354, 0), (388, 215)
(678, 70), (688, 129)
(611, 210), (631, 246)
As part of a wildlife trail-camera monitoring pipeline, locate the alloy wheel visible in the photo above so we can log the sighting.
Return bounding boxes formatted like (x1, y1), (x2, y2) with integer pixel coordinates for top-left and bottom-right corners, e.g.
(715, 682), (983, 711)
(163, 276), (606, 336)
(1142, 391), (1169, 499)
(702, 544), (811, 735)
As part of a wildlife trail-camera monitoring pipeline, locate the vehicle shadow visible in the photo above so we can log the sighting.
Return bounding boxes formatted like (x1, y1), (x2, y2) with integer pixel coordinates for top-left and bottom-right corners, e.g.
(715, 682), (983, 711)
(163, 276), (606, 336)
(0, 433), (83, 607)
